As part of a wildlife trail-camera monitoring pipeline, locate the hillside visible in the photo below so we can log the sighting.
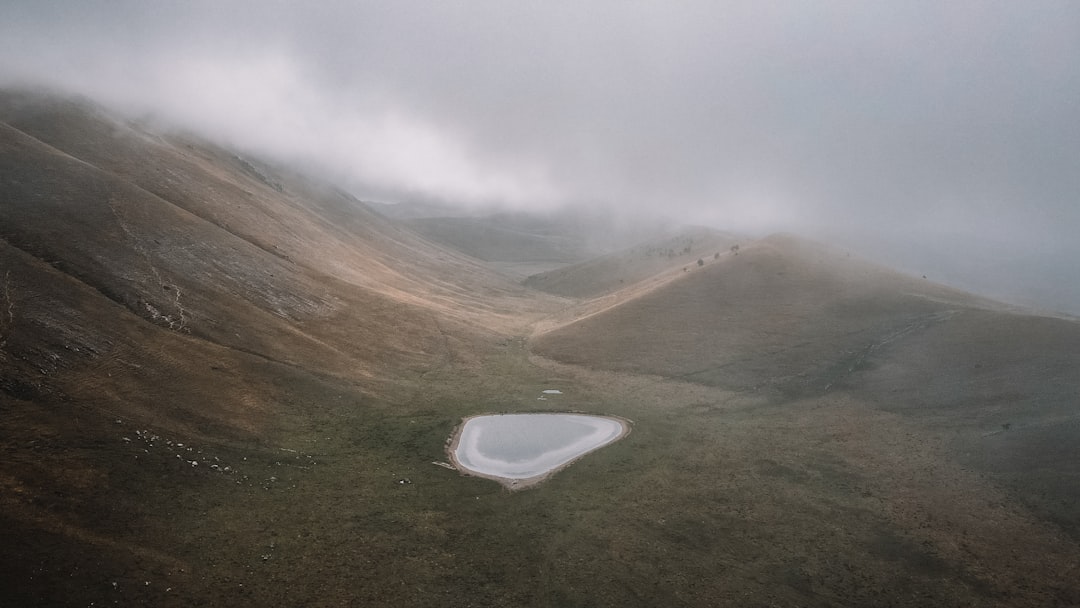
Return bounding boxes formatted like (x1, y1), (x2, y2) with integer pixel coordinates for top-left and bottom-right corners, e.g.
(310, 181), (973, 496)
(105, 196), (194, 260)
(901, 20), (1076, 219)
(532, 233), (1080, 585)
(3, 90), (1080, 607)
(532, 234), (997, 393)
(0, 91), (562, 605)
(4, 92), (556, 327)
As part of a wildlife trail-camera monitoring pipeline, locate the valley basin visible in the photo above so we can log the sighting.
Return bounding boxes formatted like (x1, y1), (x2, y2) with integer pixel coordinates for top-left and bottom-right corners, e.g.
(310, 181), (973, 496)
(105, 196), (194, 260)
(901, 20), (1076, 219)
(448, 413), (630, 489)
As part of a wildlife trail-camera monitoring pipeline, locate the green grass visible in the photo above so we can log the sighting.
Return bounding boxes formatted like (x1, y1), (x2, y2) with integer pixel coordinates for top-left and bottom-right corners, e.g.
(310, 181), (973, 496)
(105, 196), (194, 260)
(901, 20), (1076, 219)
(35, 339), (1068, 608)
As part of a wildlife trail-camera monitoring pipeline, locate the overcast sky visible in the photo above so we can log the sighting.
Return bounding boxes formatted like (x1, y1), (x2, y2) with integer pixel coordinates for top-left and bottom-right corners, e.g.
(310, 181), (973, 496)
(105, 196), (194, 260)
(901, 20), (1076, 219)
(2, 1), (1079, 310)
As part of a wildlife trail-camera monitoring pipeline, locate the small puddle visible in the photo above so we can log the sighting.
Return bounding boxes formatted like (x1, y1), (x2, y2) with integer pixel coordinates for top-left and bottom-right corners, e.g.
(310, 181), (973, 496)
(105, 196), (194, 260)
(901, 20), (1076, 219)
(448, 413), (630, 489)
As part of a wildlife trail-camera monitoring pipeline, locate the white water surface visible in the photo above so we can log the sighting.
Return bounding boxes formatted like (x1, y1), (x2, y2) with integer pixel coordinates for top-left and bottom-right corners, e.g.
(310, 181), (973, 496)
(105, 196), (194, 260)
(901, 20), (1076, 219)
(451, 413), (627, 486)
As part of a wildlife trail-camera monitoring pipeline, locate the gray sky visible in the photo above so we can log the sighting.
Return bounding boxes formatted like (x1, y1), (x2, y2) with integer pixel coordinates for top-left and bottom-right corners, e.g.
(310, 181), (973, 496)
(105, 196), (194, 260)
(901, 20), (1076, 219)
(2, 1), (1079, 310)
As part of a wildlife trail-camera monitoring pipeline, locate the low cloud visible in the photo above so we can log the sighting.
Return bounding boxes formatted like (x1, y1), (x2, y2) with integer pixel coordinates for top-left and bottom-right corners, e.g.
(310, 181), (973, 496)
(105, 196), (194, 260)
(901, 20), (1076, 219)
(2, 1), (1079, 310)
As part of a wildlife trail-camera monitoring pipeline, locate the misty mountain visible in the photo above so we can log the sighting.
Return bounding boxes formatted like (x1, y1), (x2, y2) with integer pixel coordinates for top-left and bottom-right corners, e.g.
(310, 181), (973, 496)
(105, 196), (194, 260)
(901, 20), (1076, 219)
(2, 90), (1080, 607)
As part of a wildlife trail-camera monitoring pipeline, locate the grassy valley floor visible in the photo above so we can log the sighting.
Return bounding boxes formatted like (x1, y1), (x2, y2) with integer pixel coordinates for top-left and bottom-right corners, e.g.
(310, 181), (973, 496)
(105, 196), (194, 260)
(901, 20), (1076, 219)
(7, 330), (1078, 607)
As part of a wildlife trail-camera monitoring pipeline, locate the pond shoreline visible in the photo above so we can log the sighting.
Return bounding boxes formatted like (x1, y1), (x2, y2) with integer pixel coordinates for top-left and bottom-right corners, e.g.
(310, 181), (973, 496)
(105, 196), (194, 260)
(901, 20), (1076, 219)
(446, 412), (632, 491)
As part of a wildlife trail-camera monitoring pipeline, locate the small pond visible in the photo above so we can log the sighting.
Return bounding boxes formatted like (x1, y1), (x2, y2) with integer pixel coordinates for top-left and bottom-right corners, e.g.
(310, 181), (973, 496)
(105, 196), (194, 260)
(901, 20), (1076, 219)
(448, 413), (629, 489)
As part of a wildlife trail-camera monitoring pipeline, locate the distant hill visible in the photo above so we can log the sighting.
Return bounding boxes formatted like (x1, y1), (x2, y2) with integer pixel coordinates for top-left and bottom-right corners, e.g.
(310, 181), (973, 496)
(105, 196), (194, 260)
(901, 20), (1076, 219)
(524, 225), (743, 298)
(405, 215), (595, 264)
(366, 199), (479, 220)
(402, 210), (673, 279)
(532, 233), (1011, 394)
